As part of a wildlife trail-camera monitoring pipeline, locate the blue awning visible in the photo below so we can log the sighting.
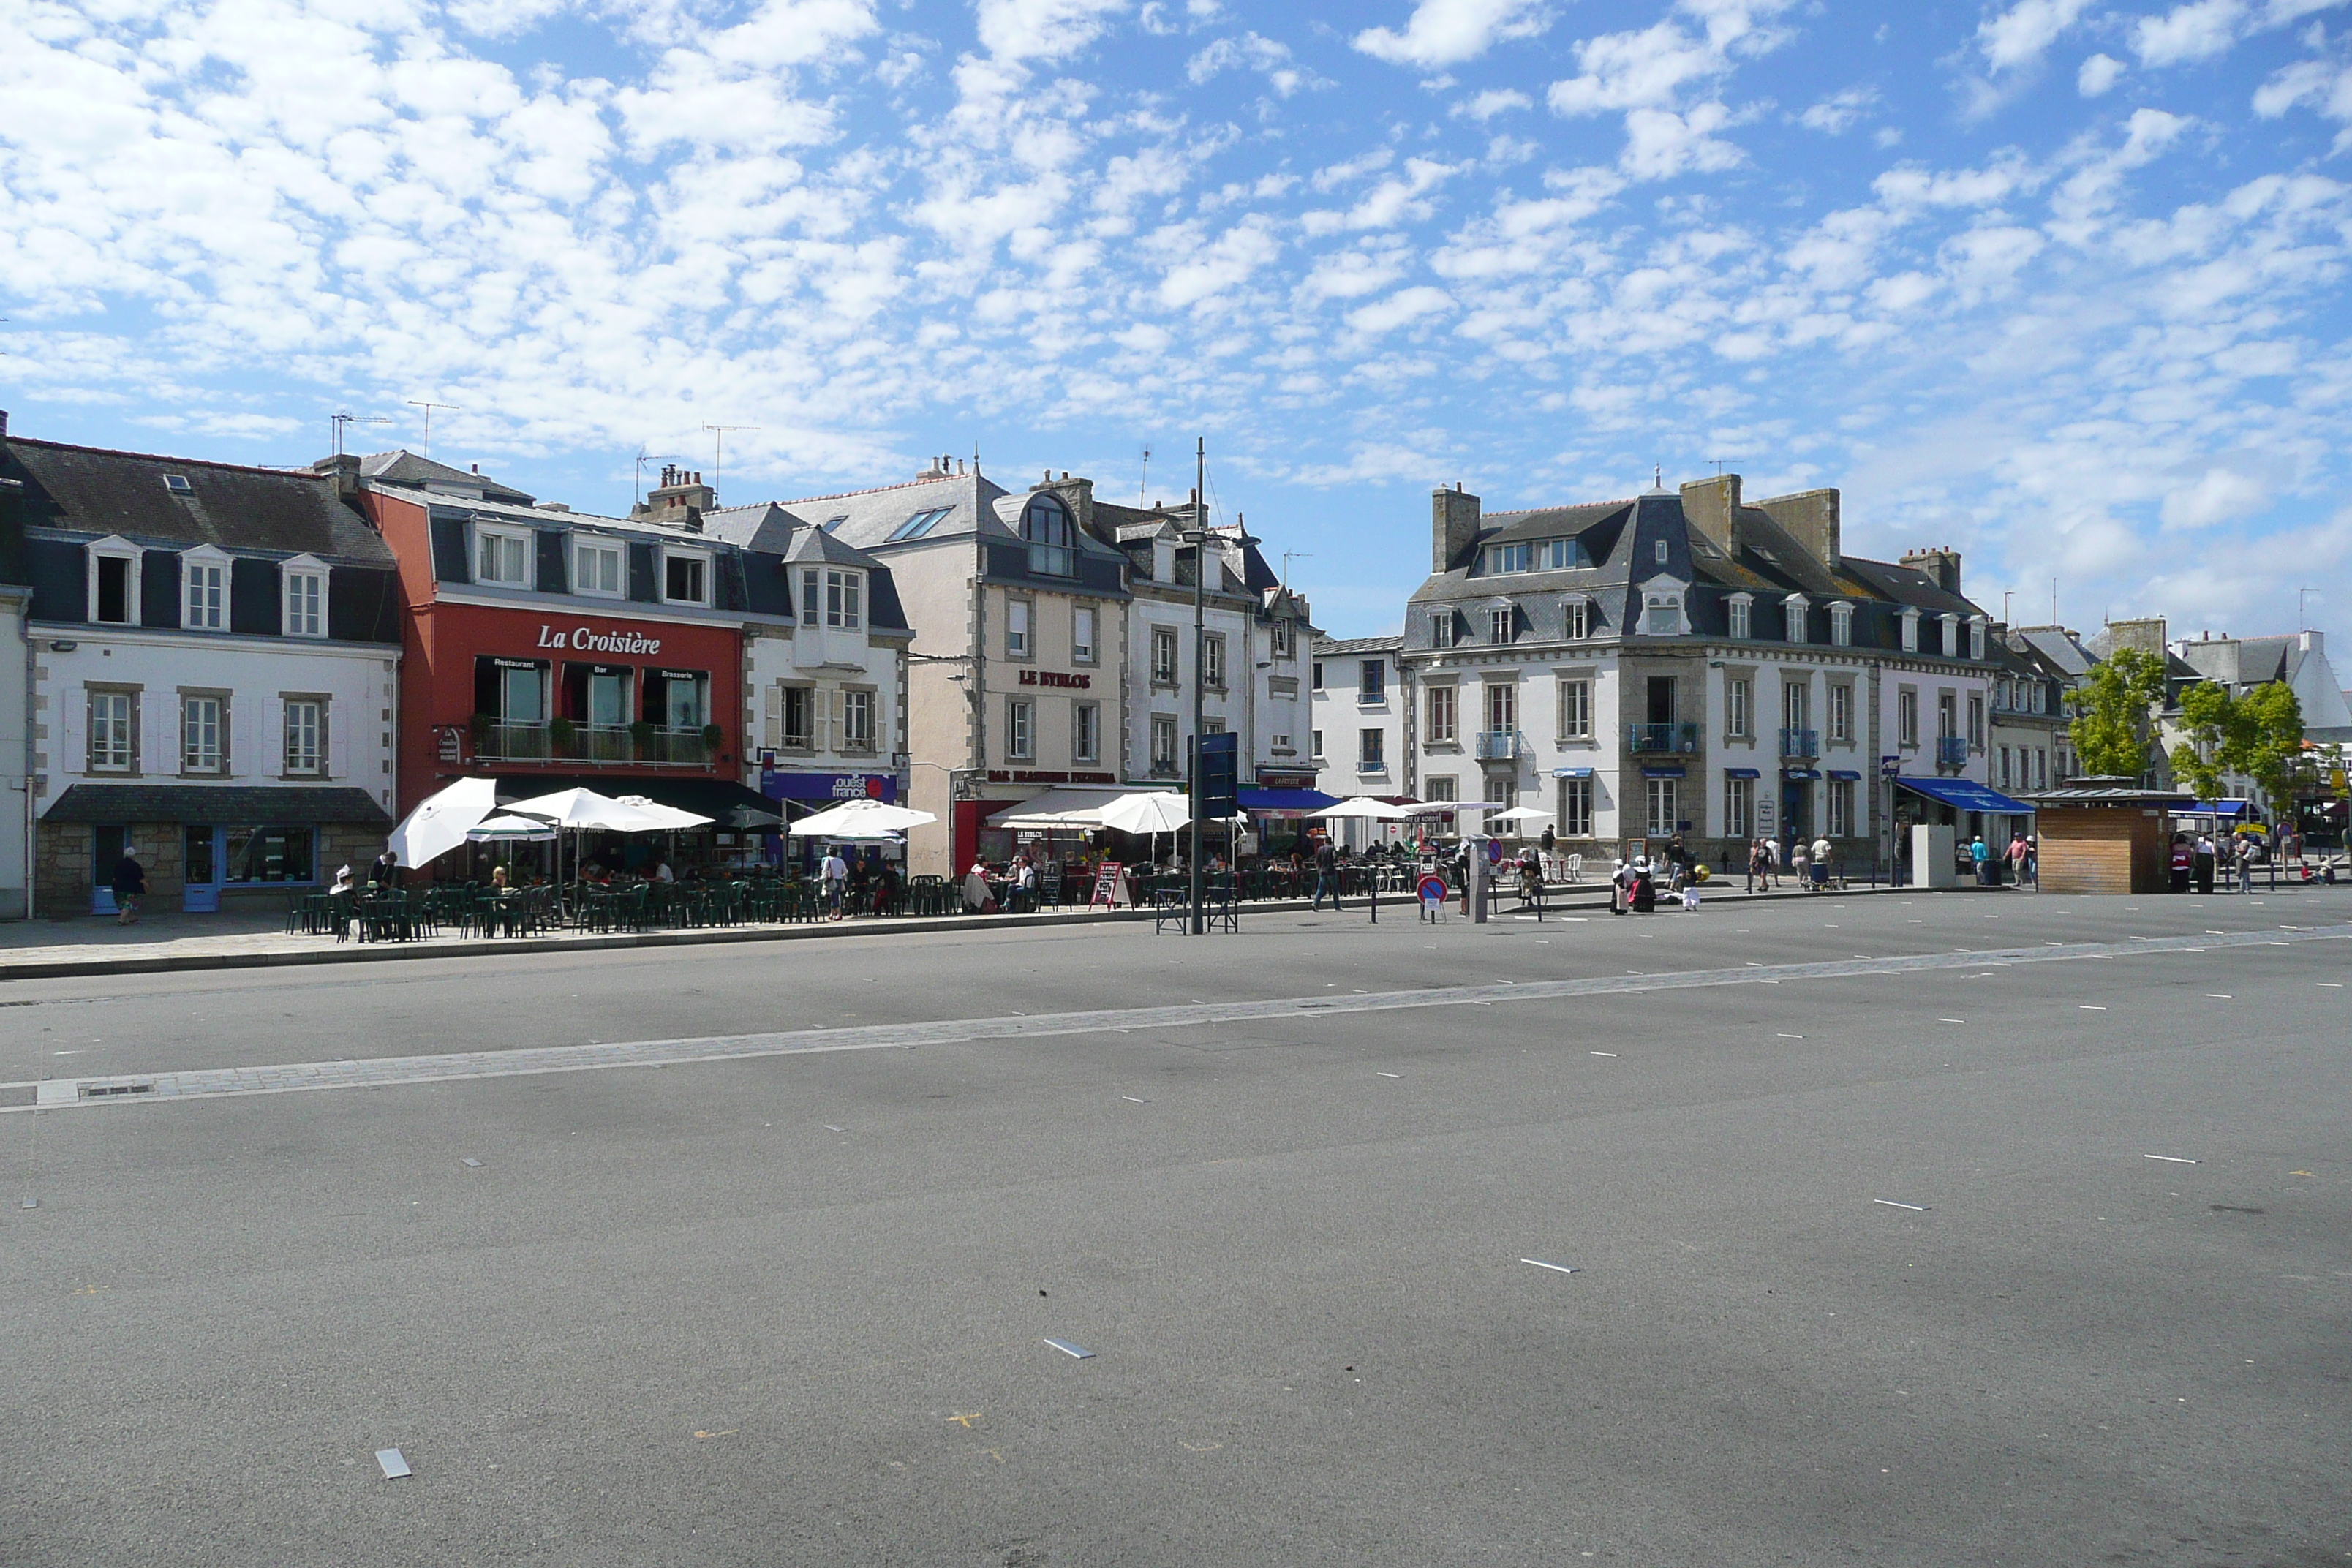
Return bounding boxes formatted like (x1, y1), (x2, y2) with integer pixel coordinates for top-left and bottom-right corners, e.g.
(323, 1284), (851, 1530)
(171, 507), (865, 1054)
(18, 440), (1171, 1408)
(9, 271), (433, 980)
(2187, 799), (2250, 816)
(1640, 765), (1685, 778)
(1723, 767), (1760, 779)
(1893, 776), (2035, 814)
(1238, 788), (1342, 815)
(1827, 769), (1861, 780)
(1782, 769), (1820, 780)
(1551, 766), (1594, 778)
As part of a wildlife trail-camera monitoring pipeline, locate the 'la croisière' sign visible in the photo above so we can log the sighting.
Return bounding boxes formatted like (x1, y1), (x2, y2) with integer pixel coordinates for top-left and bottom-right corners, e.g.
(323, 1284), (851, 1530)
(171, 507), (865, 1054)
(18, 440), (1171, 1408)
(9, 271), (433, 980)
(535, 625), (662, 655)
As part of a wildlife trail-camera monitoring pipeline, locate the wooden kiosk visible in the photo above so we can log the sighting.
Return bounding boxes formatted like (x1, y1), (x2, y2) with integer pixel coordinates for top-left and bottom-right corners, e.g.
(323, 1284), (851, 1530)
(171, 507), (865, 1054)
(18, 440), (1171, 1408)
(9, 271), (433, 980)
(2019, 782), (2192, 894)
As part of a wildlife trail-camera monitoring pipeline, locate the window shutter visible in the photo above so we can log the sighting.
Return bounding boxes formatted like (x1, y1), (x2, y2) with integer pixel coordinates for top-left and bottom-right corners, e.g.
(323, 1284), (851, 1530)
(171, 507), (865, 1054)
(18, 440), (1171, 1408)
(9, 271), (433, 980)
(429, 514), (472, 584)
(535, 532), (569, 595)
(328, 704), (349, 780)
(63, 690), (84, 775)
(628, 543), (659, 603)
(140, 551), (181, 628)
(764, 683), (781, 751)
(230, 559), (278, 635)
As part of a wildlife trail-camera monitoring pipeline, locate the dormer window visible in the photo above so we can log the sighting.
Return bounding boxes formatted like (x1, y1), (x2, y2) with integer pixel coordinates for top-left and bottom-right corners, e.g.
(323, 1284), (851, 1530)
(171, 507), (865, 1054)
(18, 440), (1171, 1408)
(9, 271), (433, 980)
(663, 549), (709, 606)
(1727, 593), (1752, 639)
(1828, 601), (1853, 648)
(1782, 594), (1808, 644)
(1969, 617), (1988, 661)
(1022, 493), (1076, 577)
(1490, 606), (1516, 644)
(1940, 612), (1960, 657)
(575, 538), (625, 598)
(1900, 608), (1921, 653)
(1485, 542), (1532, 575)
(1542, 538), (1591, 570)
(1638, 589), (1686, 636)
(1431, 611), (1455, 649)
(184, 547), (230, 631)
(88, 538), (140, 625)
(476, 524), (533, 588)
(282, 554), (329, 638)
(1563, 596), (1591, 639)
(802, 567), (861, 629)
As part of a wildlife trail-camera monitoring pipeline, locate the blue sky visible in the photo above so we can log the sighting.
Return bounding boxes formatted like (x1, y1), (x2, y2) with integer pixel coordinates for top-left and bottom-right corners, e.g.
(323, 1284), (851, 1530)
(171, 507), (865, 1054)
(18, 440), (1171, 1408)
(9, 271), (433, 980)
(4, 0), (2350, 655)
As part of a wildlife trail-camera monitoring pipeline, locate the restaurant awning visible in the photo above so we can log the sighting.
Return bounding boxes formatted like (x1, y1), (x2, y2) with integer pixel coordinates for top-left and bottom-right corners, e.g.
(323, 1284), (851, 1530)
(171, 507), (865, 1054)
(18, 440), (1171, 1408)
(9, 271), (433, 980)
(1893, 776), (2035, 815)
(1722, 767), (1760, 779)
(2187, 799), (2251, 817)
(984, 785), (1135, 828)
(1237, 788), (1342, 816)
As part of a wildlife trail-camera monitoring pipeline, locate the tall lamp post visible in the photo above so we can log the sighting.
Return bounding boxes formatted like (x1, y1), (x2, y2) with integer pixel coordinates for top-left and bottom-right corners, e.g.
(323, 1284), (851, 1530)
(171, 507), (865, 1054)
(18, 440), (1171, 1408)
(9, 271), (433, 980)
(1180, 438), (1259, 935)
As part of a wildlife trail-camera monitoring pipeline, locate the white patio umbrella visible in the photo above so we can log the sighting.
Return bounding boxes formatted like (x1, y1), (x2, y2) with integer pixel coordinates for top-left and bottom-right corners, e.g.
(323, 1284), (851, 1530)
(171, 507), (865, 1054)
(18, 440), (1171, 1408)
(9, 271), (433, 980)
(613, 794), (715, 831)
(502, 787), (669, 832)
(464, 815), (558, 842)
(385, 776), (500, 867)
(788, 798), (937, 837)
(1096, 791), (1194, 834)
(1308, 796), (1420, 821)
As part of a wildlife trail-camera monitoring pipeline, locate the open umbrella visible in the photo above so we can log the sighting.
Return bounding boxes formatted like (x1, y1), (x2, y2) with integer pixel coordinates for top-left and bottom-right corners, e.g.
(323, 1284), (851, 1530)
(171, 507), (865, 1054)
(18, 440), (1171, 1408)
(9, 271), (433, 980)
(1308, 796), (1420, 821)
(788, 799), (937, 837)
(502, 787), (670, 832)
(386, 777), (500, 867)
(1096, 791), (1194, 835)
(465, 815), (558, 843)
(613, 794), (716, 831)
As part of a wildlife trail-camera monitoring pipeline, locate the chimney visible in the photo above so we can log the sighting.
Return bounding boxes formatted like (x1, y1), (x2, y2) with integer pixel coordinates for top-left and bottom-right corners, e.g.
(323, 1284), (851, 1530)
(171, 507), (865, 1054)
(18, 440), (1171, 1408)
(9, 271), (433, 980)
(0, 409), (9, 437)
(1678, 474), (1740, 557)
(2103, 616), (2168, 660)
(1754, 486), (1841, 570)
(2301, 628), (2323, 655)
(1900, 546), (1961, 594)
(312, 452), (361, 499)
(1433, 484), (1482, 573)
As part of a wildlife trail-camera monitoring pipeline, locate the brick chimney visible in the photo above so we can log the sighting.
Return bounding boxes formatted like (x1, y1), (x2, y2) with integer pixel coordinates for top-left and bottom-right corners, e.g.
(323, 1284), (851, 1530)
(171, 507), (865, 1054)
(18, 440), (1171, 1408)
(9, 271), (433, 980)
(1678, 474), (1739, 556)
(1900, 546), (1961, 593)
(638, 464), (714, 530)
(1433, 483), (1480, 573)
(311, 453), (361, 500)
(1756, 487), (1841, 570)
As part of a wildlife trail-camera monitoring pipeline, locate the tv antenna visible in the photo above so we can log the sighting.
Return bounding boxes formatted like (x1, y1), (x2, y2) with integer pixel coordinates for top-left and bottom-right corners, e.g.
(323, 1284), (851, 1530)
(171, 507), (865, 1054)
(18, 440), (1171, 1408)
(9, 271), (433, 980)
(1281, 551), (1312, 588)
(404, 399), (461, 460)
(635, 447), (682, 506)
(702, 423), (758, 496)
(328, 411), (391, 457)
(2301, 587), (2319, 630)
(1139, 444), (1151, 507)
(1708, 456), (1743, 475)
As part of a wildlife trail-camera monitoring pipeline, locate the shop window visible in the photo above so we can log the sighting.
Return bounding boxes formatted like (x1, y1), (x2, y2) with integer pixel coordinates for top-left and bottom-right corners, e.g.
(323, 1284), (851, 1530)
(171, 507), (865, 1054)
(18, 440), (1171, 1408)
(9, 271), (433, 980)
(225, 826), (315, 885)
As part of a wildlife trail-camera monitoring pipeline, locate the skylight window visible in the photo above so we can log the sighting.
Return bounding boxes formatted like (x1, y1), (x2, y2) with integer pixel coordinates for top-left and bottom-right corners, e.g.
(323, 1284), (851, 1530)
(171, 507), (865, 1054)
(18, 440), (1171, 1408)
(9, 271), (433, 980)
(823, 515), (848, 533)
(162, 474), (193, 494)
(886, 506), (952, 542)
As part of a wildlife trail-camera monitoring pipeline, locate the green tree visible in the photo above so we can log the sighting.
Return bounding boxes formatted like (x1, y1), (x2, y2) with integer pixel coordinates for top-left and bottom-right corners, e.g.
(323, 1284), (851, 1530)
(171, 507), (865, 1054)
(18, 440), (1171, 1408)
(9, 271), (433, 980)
(2169, 679), (2307, 807)
(2067, 647), (2167, 779)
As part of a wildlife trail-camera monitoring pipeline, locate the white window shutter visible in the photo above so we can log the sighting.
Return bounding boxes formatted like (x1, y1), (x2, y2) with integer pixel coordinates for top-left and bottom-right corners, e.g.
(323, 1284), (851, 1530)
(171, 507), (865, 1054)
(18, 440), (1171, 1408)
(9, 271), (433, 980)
(62, 690), (84, 776)
(328, 704), (350, 780)
(764, 682), (781, 751)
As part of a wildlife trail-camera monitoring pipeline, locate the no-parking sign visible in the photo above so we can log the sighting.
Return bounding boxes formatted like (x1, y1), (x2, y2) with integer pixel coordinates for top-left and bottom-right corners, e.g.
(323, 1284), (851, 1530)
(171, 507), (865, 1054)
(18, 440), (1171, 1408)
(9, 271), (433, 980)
(1417, 874), (1448, 908)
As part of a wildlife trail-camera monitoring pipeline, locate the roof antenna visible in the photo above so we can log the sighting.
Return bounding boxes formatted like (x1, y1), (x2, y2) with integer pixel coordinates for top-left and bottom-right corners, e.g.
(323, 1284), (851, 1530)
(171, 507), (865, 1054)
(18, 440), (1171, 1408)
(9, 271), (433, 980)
(634, 446), (682, 507)
(972, 440), (981, 480)
(329, 410), (391, 457)
(1708, 456), (1741, 476)
(1654, 463), (1663, 490)
(702, 423), (758, 496)
(1139, 444), (1151, 508)
(404, 399), (461, 461)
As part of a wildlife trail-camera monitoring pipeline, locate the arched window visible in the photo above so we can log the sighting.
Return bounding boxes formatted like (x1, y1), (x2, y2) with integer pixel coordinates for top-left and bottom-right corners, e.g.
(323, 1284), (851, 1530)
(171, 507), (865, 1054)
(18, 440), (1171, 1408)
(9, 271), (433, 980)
(1023, 494), (1074, 577)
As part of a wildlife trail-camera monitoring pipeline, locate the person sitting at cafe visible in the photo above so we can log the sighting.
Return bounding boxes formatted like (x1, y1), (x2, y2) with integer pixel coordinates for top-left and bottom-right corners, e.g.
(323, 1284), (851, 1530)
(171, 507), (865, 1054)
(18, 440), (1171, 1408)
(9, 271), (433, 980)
(963, 857), (997, 913)
(650, 856), (674, 883)
(489, 864), (508, 892)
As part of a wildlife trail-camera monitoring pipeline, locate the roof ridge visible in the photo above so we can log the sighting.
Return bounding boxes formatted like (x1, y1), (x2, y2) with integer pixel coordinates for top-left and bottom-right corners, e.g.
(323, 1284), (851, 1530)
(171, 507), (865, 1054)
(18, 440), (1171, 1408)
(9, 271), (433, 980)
(764, 473), (976, 508)
(4, 434), (328, 480)
(1482, 497), (1637, 520)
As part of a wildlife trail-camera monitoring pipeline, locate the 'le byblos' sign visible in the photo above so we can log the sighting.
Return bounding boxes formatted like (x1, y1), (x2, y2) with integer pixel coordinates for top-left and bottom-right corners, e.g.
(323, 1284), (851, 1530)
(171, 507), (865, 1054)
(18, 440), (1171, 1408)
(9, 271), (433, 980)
(535, 625), (662, 656)
(1017, 668), (1091, 689)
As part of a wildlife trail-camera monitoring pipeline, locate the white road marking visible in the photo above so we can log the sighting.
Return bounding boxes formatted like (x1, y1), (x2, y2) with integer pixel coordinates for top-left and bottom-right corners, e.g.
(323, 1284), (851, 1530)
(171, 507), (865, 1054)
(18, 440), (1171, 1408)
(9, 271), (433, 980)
(1521, 1259), (1578, 1275)
(2144, 1154), (2197, 1164)
(1873, 1200), (1928, 1212)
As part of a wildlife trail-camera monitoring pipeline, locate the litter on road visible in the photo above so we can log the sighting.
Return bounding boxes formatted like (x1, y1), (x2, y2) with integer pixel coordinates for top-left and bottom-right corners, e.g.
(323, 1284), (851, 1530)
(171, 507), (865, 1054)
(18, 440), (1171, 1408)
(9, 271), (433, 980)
(376, 1449), (411, 1480)
(1043, 1338), (1094, 1360)
(1873, 1200), (1929, 1212)
(460, 1158), (481, 1167)
(1521, 1259), (1578, 1275)
(1937, 1017), (1966, 1024)
(1121, 1096), (1147, 1104)
(1590, 1052), (1617, 1058)
(1376, 1071), (1402, 1078)
(2079, 1005), (2108, 1011)
(2144, 1155), (2198, 1164)
(2205, 994), (2233, 999)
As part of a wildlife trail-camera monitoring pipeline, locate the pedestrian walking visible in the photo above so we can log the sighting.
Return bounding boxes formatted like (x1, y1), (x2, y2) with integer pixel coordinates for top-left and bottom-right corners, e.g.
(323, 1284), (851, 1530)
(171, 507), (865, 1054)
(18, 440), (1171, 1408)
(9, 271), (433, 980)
(1790, 837), (1811, 890)
(2005, 830), (2029, 886)
(1311, 836), (1343, 911)
(2193, 833), (2216, 894)
(1968, 834), (1993, 886)
(821, 846), (849, 920)
(2170, 833), (2193, 892)
(2234, 833), (2255, 894)
(110, 843), (146, 925)
(1746, 837), (1770, 894)
(1809, 834), (1832, 890)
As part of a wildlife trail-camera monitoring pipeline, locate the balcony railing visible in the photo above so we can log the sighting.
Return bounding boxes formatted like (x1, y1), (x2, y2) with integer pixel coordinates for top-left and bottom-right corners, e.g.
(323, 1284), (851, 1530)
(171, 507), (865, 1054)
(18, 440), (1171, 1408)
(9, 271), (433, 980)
(1779, 727), (1819, 760)
(1936, 735), (1970, 769)
(1474, 729), (1526, 761)
(1631, 723), (1700, 755)
(474, 721), (715, 768)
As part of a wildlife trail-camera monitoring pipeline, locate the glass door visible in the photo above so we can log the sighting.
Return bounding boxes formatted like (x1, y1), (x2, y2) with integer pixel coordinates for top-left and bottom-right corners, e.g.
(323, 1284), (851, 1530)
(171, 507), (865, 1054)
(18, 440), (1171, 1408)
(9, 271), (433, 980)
(184, 825), (220, 913)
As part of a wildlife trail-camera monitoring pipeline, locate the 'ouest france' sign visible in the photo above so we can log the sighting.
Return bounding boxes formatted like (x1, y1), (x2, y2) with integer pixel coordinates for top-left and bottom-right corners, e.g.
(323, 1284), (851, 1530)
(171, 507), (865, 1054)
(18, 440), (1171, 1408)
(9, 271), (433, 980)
(535, 625), (663, 656)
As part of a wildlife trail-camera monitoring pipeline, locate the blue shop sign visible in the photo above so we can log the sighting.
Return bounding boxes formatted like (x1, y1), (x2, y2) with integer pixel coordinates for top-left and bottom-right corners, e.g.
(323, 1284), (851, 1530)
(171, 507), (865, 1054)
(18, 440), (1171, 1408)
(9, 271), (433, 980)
(763, 772), (899, 804)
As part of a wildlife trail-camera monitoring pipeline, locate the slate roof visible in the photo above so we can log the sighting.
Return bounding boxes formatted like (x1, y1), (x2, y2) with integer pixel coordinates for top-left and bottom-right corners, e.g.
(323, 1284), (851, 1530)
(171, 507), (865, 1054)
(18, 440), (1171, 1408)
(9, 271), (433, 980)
(748, 471), (1011, 554)
(2, 437), (394, 564)
(357, 450), (535, 505)
(2012, 625), (2096, 676)
(1314, 634), (1403, 656)
(44, 783), (392, 824)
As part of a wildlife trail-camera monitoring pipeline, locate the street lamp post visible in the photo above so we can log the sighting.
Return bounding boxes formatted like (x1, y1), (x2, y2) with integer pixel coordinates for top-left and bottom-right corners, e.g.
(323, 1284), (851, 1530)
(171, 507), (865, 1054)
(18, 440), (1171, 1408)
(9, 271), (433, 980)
(1190, 438), (1207, 935)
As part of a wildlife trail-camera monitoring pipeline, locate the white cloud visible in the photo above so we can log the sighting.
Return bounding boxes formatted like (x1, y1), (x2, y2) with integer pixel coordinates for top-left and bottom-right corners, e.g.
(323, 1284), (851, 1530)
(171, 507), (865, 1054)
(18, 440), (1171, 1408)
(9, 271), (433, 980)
(2133, 0), (2248, 67)
(1977, 0), (2089, 72)
(1454, 88), (1534, 120)
(2254, 55), (2352, 147)
(1298, 245), (1411, 304)
(1354, 0), (1549, 69)
(2161, 464), (2266, 529)
(1156, 214), (1281, 307)
(1345, 284), (1454, 333)
(1548, 20), (1726, 114)
(975, 0), (1128, 64)
(1798, 86), (1876, 134)
(1187, 31), (1303, 93)
(1621, 102), (1745, 178)
(2078, 52), (2127, 95)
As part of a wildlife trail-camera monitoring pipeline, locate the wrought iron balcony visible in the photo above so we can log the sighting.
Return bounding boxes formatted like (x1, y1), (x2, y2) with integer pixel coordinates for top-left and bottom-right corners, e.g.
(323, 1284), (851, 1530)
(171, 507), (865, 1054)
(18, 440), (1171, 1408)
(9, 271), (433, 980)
(1630, 722), (1700, 755)
(1474, 729), (1526, 761)
(1779, 727), (1819, 759)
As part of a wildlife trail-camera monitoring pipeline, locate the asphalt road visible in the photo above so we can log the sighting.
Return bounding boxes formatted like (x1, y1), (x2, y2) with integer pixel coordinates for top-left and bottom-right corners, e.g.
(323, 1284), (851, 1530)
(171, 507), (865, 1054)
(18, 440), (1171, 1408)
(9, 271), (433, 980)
(4, 886), (2348, 1567)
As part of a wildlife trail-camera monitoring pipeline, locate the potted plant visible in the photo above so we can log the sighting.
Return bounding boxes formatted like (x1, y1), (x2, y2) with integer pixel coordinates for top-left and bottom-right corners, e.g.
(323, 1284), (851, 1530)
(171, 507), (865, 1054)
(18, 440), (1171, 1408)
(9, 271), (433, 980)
(549, 716), (577, 754)
(630, 719), (656, 758)
(701, 723), (724, 753)
(469, 712), (493, 748)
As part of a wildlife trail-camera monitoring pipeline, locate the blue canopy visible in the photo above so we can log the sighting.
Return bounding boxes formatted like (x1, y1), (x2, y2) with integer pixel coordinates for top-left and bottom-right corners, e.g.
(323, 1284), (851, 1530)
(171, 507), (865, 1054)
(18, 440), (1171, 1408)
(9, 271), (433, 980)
(1894, 776), (2035, 814)
(2188, 799), (2250, 817)
(1238, 788), (1342, 815)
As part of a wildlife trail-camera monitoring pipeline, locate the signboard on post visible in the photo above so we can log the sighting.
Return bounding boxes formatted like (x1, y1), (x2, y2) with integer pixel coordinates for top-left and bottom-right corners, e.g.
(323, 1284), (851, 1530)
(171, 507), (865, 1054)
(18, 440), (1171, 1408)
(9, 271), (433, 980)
(1191, 731), (1239, 821)
(1088, 861), (1130, 910)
